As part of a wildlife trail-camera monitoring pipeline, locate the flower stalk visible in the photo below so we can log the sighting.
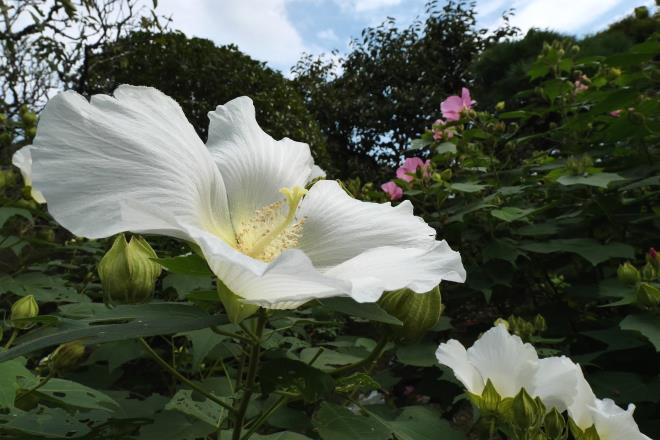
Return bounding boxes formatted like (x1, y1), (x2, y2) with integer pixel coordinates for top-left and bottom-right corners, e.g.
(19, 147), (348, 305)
(232, 309), (268, 440)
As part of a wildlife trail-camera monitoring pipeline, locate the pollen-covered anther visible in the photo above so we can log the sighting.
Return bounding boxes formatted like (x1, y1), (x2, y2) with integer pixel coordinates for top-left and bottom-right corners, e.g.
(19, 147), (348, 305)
(235, 186), (307, 262)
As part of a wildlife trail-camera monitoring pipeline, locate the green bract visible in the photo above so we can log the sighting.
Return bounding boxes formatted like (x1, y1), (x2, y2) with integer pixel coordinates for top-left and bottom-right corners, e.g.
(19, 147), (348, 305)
(97, 234), (161, 305)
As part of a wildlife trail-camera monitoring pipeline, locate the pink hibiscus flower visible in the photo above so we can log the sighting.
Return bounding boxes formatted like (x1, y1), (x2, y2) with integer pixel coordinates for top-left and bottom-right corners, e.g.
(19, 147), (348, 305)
(441, 87), (474, 121)
(381, 181), (403, 201)
(396, 157), (431, 182)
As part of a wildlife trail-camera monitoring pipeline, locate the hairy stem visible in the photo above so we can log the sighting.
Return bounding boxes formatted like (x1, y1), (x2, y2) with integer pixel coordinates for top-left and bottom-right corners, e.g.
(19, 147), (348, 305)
(232, 310), (267, 440)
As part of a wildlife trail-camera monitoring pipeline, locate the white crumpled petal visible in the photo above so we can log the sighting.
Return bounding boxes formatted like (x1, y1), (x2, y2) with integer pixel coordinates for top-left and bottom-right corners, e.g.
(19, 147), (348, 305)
(467, 325), (539, 398)
(436, 325), (538, 398)
(30, 86), (235, 243)
(206, 97), (322, 231)
(435, 339), (484, 394)
(11, 145), (46, 203)
(531, 356), (579, 412)
(298, 180), (465, 301)
(589, 399), (652, 440)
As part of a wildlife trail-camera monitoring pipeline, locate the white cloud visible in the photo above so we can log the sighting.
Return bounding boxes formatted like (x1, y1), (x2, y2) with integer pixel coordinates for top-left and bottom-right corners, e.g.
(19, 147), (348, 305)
(155, 0), (310, 71)
(317, 28), (339, 41)
(333, 0), (402, 13)
(507, 0), (623, 34)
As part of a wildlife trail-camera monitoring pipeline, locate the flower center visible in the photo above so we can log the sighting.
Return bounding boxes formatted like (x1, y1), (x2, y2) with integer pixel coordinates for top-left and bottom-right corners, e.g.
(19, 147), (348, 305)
(235, 186), (307, 262)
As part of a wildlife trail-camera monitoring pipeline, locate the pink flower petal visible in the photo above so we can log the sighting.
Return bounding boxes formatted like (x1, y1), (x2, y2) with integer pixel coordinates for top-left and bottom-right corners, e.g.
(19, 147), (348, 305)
(381, 181), (403, 201)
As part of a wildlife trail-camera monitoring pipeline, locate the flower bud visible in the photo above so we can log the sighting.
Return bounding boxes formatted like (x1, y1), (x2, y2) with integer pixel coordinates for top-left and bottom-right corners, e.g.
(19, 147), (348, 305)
(617, 262), (640, 285)
(636, 282), (660, 309)
(646, 248), (659, 272)
(440, 169), (452, 181)
(545, 407), (568, 440)
(511, 388), (543, 430)
(98, 234), (161, 305)
(494, 318), (509, 330)
(641, 261), (657, 281)
(377, 286), (444, 341)
(495, 101), (506, 111)
(49, 341), (86, 374)
(469, 379), (501, 414)
(10, 295), (39, 329)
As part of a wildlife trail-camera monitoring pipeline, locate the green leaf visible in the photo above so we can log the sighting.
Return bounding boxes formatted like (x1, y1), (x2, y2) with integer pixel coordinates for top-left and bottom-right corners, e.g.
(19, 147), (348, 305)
(34, 378), (119, 411)
(363, 405), (466, 440)
(620, 313), (660, 351)
(0, 406), (96, 438)
(0, 303), (227, 362)
(155, 254), (213, 276)
(0, 272), (90, 304)
(557, 172), (626, 188)
(409, 138), (433, 150)
(435, 142), (457, 155)
(0, 207), (33, 228)
(542, 78), (571, 101)
(179, 328), (227, 372)
(313, 402), (392, 440)
(519, 239), (634, 266)
(260, 358), (335, 401)
(165, 389), (229, 428)
(0, 357), (35, 409)
(395, 342), (437, 367)
(490, 207), (534, 223)
(319, 297), (402, 326)
(449, 182), (487, 193)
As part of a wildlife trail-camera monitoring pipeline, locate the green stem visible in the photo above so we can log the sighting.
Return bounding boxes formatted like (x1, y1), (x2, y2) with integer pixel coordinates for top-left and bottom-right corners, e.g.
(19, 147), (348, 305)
(138, 337), (234, 414)
(211, 326), (253, 344)
(232, 310), (267, 440)
(330, 336), (388, 376)
(15, 371), (53, 404)
(3, 328), (19, 351)
(241, 396), (289, 440)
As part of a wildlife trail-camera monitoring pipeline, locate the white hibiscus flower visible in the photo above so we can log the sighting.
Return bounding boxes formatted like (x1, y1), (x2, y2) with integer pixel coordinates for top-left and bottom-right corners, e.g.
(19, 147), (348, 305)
(11, 145), (46, 204)
(23, 85), (465, 309)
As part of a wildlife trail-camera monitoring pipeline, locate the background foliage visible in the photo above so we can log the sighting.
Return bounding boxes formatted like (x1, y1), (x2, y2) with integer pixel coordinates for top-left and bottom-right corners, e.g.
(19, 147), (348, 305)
(0, 1), (658, 439)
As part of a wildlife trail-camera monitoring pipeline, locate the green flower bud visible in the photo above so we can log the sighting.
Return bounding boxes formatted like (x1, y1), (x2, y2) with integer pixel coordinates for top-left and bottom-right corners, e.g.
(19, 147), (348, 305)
(440, 169), (452, 181)
(571, 45), (581, 54)
(217, 279), (259, 324)
(636, 282), (660, 308)
(10, 295), (39, 329)
(49, 341), (86, 374)
(469, 379), (501, 414)
(544, 407), (568, 440)
(617, 262), (641, 285)
(377, 285), (444, 341)
(511, 388), (543, 431)
(533, 314), (547, 333)
(495, 101), (506, 111)
(21, 111), (37, 127)
(494, 317), (509, 330)
(98, 234), (161, 305)
(640, 261), (657, 281)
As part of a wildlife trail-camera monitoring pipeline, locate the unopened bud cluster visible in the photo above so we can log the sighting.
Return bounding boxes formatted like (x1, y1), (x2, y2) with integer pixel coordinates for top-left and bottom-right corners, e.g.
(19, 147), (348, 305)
(617, 249), (660, 311)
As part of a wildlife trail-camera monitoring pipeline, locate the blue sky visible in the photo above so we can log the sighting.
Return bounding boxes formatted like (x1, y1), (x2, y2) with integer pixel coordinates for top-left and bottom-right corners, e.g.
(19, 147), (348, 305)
(154, 0), (654, 74)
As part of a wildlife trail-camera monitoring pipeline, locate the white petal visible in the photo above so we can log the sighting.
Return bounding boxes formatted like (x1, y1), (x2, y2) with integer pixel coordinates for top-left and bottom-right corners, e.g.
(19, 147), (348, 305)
(296, 180), (465, 302)
(11, 146), (46, 204)
(30, 86), (234, 242)
(532, 356), (579, 412)
(206, 97), (320, 230)
(325, 242), (465, 303)
(467, 325), (539, 398)
(298, 180), (440, 268)
(436, 339), (484, 394)
(590, 399), (652, 440)
(566, 364), (598, 430)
